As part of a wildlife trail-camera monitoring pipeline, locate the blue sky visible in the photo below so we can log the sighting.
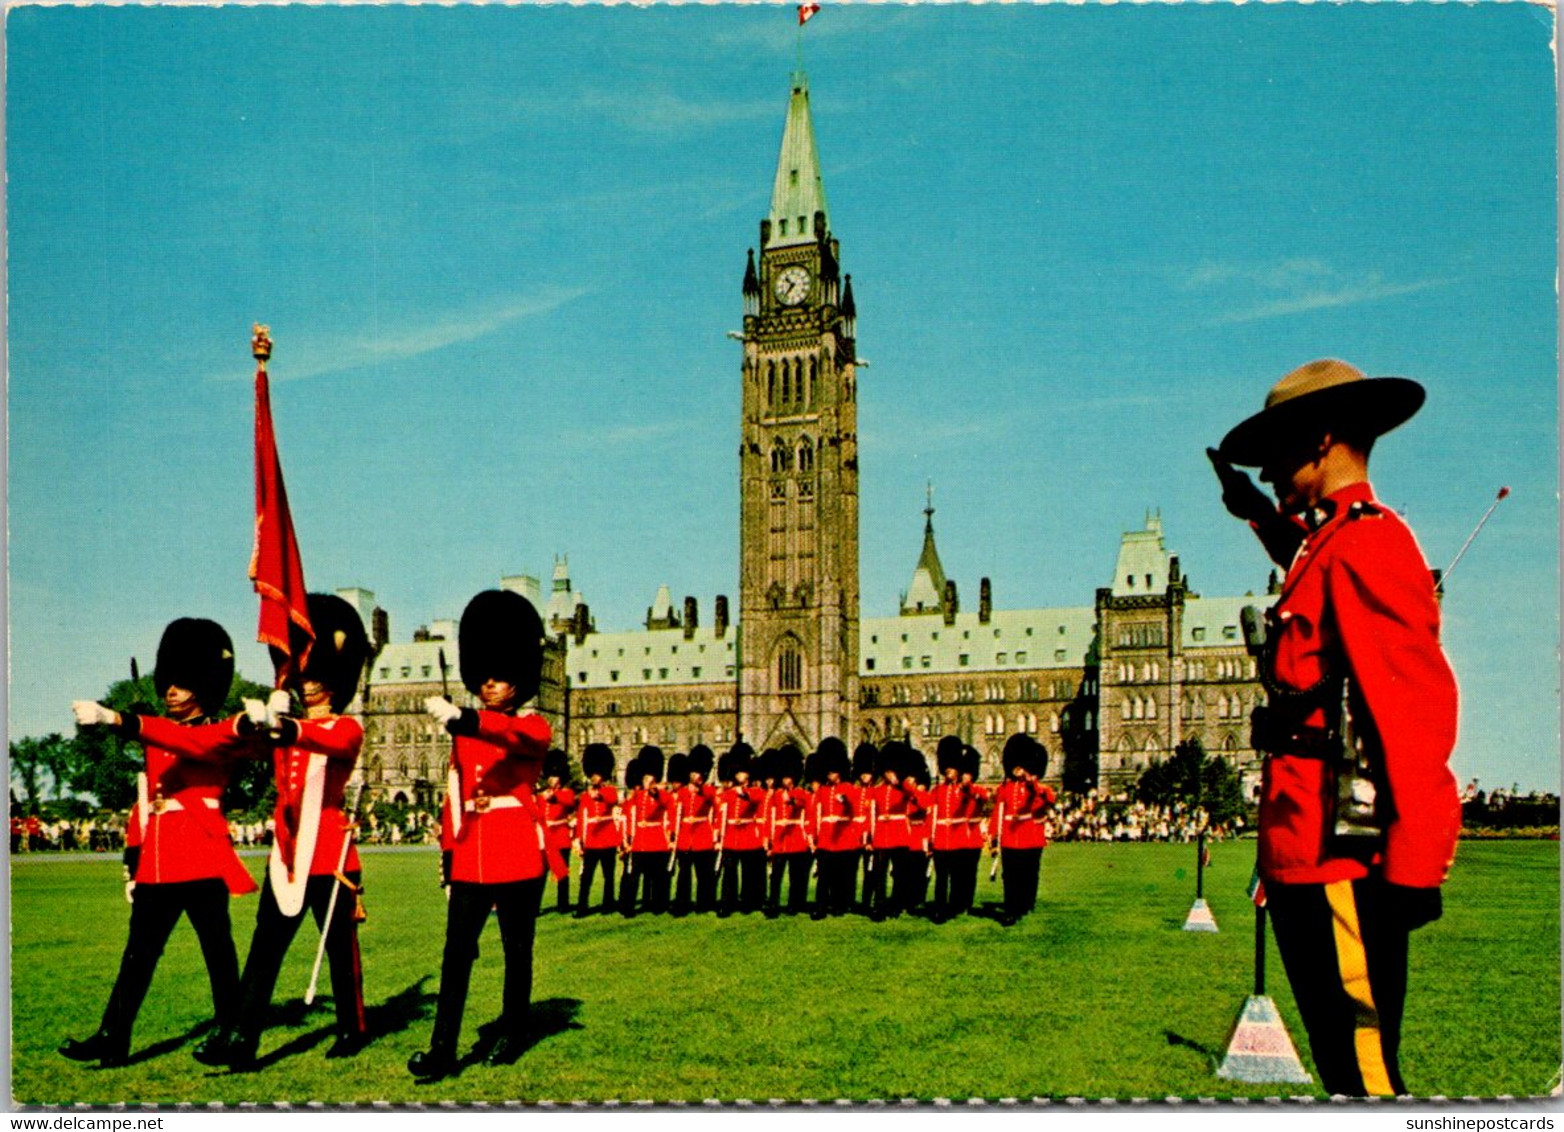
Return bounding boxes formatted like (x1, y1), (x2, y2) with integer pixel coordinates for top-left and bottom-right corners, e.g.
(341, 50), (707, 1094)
(7, 3), (1557, 791)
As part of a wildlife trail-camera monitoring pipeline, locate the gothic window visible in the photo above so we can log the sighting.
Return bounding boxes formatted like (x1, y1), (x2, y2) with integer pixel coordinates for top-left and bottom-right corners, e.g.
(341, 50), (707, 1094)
(767, 361), (776, 407)
(776, 638), (802, 692)
(798, 437), (814, 473)
(771, 440), (792, 474)
(781, 361), (792, 405)
(1216, 694), (1229, 718)
(1146, 697), (1157, 720)
(1145, 736), (1160, 754)
(808, 357), (817, 406)
(1121, 697), (1132, 721)
(1084, 710), (1095, 731)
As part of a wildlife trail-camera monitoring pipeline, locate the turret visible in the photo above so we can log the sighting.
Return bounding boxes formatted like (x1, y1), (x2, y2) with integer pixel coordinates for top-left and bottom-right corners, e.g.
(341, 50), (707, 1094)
(742, 249), (760, 318)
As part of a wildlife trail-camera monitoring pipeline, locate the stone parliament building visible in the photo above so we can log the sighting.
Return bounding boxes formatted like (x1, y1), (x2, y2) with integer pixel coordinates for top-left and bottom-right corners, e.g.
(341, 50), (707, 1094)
(346, 72), (1272, 804)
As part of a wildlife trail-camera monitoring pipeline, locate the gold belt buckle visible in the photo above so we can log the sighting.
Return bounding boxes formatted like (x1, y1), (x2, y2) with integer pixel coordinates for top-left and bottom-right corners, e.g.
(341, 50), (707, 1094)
(151, 798), (168, 815)
(473, 795), (492, 813)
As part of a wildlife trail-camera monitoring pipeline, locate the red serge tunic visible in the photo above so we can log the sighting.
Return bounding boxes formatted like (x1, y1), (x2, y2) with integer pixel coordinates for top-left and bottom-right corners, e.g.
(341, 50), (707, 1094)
(812, 783), (861, 852)
(575, 785), (620, 851)
(766, 787), (813, 854)
(273, 715), (363, 877)
(1258, 482), (1460, 888)
(719, 786), (767, 852)
(865, 782), (915, 850)
(928, 783), (974, 852)
(126, 715), (257, 894)
(989, 779), (1054, 850)
(438, 709), (552, 885)
(540, 786), (577, 853)
(673, 784), (719, 851)
(622, 788), (672, 853)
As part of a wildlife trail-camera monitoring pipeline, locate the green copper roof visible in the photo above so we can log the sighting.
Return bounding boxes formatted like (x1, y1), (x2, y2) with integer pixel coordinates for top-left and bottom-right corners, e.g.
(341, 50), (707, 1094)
(767, 71), (829, 248)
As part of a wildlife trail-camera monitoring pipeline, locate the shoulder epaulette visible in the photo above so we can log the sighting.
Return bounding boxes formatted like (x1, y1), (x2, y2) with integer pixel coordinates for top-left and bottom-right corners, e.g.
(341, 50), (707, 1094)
(1347, 500), (1382, 520)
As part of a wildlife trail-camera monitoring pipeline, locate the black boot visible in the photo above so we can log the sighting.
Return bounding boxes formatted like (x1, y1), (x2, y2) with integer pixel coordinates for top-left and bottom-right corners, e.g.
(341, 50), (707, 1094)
(325, 1030), (368, 1059)
(408, 1048), (456, 1080)
(59, 1030), (114, 1063)
(191, 1027), (237, 1067)
(484, 1032), (529, 1067)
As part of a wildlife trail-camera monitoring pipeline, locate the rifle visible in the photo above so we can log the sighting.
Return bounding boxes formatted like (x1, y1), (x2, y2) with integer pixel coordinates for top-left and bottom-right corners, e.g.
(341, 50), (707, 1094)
(989, 800), (1004, 882)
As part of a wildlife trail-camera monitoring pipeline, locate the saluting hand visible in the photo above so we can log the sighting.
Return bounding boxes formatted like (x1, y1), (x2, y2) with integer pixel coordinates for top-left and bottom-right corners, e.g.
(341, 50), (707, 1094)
(425, 696), (462, 727)
(1206, 447), (1275, 525)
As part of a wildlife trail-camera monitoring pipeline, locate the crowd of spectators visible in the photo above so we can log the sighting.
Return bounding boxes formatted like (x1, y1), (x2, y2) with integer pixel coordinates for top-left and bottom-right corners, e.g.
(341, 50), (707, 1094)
(1048, 791), (1242, 843)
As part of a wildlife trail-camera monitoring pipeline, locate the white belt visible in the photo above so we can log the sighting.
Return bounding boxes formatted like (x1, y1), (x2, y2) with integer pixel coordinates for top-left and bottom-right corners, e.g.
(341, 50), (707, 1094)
(546, 818), (571, 826)
(463, 796), (524, 813)
(151, 797), (222, 815)
(683, 816), (710, 823)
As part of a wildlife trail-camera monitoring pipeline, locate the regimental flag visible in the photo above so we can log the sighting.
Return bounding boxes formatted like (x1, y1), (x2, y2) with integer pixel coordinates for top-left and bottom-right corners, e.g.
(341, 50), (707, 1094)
(248, 325), (314, 687)
(798, 3), (820, 25)
(1247, 865), (1267, 908)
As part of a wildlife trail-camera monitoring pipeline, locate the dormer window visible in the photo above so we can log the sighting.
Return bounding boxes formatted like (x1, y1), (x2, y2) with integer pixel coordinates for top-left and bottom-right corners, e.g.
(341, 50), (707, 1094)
(790, 169), (799, 185)
(779, 218), (788, 236)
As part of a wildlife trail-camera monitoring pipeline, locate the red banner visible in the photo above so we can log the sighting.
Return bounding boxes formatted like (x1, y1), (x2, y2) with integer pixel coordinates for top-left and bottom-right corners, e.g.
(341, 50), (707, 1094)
(798, 3), (820, 25)
(248, 343), (314, 688)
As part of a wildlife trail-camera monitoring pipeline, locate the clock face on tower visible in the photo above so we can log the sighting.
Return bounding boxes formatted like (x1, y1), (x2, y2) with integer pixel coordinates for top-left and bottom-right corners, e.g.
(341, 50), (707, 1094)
(774, 265), (811, 306)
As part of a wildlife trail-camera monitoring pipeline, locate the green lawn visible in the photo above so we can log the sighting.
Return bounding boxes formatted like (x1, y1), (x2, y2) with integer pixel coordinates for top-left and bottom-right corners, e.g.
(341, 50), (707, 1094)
(11, 840), (1558, 1104)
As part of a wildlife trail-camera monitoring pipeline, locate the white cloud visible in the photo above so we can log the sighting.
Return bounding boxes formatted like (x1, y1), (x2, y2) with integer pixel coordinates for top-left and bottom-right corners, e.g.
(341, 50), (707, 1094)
(1178, 259), (1448, 326)
(1212, 276), (1445, 326)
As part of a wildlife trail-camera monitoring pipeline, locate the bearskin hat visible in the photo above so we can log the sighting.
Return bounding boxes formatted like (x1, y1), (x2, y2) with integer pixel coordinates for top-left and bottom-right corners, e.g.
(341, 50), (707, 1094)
(852, 741), (878, 779)
(457, 589), (544, 703)
(154, 618), (235, 718)
(298, 593), (370, 714)
(638, 745), (665, 783)
(960, 743), (982, 780)
(667, 752), (690, 786)
(624, 753), (642, 789)
(717, 743), (750, 783)
(544, 748), (570, 783)
(801, 746), (821, 786)
(874, 741), (902, 779)
(1002, 733), (1034, 777)
(816, 736), (850, 780)
(936, 734), (964, 775)
(582, 743), (615, 782)
(688, 744), (714, 782)
(776, 744), (804, 785)
(1030, 741), (1050, 779)
(751, 747), (773, 784)
(903, 746), (931, 788)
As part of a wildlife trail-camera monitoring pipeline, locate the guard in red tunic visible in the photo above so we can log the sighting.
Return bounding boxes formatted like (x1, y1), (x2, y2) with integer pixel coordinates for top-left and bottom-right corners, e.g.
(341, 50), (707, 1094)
(207, 594), (372, 1067)
(764, 746), (813, 917)
(717, 744), (767, 916)
(61, 619), (256, 1069)
(849, 742), (877, 911)
(926, 736), (966, 923)
(671, 745), (719, 915)
(989, 734), (1055, 926)
(540, 750), (577, 914)
(809, 737), (858, 919)
(407, 590), (562, 1080)
(573, 744), (619, 917)
(863, 742), (915, 921)
(618, 746), (671, 917)
(1212, 359), (1460, 1097)
(902, 747), (934, 915)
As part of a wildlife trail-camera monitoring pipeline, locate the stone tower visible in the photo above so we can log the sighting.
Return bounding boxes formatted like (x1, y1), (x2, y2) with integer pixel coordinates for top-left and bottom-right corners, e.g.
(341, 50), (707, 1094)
(737, 71), (860, 753)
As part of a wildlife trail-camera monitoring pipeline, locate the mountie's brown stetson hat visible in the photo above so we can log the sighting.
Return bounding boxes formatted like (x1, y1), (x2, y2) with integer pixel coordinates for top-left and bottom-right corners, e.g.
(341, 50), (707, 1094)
(1218, 358), (1425, 468)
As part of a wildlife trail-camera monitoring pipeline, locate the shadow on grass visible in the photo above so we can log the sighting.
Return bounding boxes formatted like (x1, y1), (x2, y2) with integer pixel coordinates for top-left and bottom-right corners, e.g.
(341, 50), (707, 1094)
(117, 1020), (216, 1067)
(1165, 1029), (1220, 1072)
(220, 977), (437, 1075)
(408, 997), (584, 1086)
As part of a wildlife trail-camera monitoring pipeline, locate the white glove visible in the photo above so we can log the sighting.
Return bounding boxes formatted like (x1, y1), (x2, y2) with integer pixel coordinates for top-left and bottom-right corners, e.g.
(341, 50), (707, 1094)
(425, 697), (462, 726)
(72, 701), (117, 727)
(267, 689), (292, 721)
(243, 698), (270, 729)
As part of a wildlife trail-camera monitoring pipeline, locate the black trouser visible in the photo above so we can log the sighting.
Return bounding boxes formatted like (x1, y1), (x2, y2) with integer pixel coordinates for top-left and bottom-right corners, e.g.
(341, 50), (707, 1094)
(950, 848), (982, 914)
(426, 877), (544, 1057)
(1266, 874), (1411, 1096)
(815, 850), (858, 915)
(768, 853), (811, 912)
(931, 850), (956, 918)
(865, 848), (896, 915)
(889, 847), (926, 914)
(552, 848), (572, 912)
(576, 848), (616, 913)
(237, 871), (365, 1041)
(720, 848), (767, 913)
(672, 849), (718, 914)
(999, 847), (1043, 917)
(100, 878), (240, 1049)
(619, 851), (670, 915)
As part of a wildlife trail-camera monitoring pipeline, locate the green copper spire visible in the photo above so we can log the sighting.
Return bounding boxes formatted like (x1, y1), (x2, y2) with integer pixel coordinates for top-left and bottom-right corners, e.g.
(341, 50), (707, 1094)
(767, 71), (830, 248)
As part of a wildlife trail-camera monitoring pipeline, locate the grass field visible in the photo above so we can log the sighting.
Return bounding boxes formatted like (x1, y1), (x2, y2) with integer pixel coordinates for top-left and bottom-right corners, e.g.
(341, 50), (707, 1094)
(10, 840), (1559, 1105)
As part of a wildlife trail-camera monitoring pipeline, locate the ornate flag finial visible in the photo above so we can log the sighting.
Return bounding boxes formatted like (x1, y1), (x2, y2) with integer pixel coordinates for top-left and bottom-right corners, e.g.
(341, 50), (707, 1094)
(252, 324), (273, 366)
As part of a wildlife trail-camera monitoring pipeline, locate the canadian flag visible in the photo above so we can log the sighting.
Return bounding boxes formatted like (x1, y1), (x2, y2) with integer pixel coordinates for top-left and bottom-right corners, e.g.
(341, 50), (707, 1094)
(798, 3), (820, 25)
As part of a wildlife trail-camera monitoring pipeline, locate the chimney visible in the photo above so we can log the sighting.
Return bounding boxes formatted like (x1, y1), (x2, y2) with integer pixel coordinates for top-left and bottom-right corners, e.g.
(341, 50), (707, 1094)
(683, 596), (698, 640)
(1169, 555), (1182, 589)
(371, 607), (390, 652)
(979, 577), (992, 624)
(573, 603), (592, 645)
(714, 595), (730, 638)
(943, 579), (958, 626)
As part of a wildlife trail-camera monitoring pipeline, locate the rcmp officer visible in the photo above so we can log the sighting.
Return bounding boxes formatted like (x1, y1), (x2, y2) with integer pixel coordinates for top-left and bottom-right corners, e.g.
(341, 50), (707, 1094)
(1211, 358), (1460, 1097)
(408, 590), (563, 1080)
(62, 619), (256, 1068)
(618, 746), (672, 916)
(205, 594), (372, 1066)
(540, 750), (578, 914)
(574, 744), (620, 917)
(989, 734), (1054, 926)
(717, 744), (767, 916)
